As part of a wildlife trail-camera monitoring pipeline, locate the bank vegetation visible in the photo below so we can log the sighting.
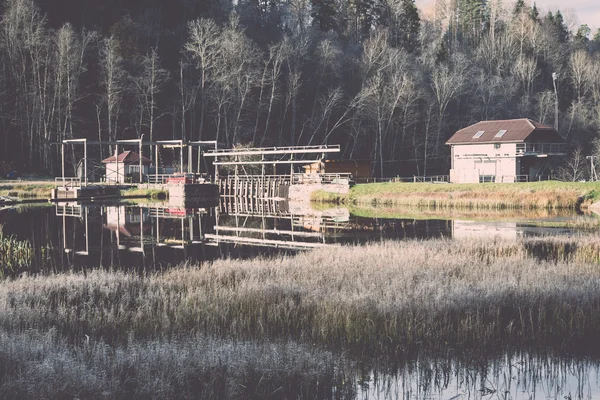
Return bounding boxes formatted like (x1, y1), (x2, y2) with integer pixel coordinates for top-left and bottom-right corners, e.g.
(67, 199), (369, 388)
(2, 237), (600, 354)
(313, 181), (600, 210)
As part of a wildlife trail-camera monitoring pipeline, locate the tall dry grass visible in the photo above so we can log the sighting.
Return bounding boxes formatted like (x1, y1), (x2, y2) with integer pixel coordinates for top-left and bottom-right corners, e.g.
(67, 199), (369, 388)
(2, 237), (600, 355)
(0, 224), (32, 276)
(0, 329), (352, 399)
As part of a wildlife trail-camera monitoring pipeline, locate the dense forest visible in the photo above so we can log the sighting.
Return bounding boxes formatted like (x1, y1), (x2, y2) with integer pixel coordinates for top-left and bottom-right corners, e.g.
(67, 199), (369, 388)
(0, 0), (599, 177)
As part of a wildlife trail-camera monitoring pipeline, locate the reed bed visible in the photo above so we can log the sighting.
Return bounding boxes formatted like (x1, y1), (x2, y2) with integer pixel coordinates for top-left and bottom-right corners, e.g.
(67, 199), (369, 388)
(2, 237), (600, 356)
(0, 329), (352, 399)
(314, 181), (600, 210)
(0, 225), (33, 276)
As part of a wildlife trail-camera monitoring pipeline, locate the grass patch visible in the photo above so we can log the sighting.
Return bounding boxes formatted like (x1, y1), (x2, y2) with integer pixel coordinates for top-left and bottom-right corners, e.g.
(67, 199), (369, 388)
(0, 184), (54, 199)
(120, 188), (168, 200)
(314, 181), (600, 210)
(0, 225), (33, 277)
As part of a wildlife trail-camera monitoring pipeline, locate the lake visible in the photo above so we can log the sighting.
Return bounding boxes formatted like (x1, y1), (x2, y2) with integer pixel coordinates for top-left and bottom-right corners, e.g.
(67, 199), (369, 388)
(1, 199), (600, 399)
(0, 199), (596, 273)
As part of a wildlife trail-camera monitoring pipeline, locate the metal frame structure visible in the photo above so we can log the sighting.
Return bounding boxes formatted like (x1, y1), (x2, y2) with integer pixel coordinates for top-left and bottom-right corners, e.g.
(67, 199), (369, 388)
(203, 145), (341, 193)
(56, 139), (218, 187)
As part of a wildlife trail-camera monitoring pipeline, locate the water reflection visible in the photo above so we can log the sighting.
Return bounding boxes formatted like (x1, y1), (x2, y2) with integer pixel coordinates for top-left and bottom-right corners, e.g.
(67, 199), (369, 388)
(452, 220), (574, 240)
(357, 354), (600, 399)
(0, 200), (595, 273)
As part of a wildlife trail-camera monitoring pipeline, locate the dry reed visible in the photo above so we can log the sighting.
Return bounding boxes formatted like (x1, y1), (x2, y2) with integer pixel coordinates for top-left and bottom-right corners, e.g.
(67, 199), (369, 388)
(0, 329), (352, 399)
(2, 237), (600, 356)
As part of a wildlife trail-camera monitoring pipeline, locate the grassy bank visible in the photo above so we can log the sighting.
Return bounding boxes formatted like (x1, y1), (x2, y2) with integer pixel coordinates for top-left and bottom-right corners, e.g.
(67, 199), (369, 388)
(313, 181), (600, 210)
(0, 183), (169, 200)
(2, 237), (600, 355)
(0, 183), (54, 199)
(119, 187), (168, 199)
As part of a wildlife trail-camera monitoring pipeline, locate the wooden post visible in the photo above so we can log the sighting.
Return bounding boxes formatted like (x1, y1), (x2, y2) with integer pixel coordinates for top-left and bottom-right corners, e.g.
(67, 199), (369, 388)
(180, 143), (184, 174)
(197, 147), (201, 175)
(114, 144), (119, 184)
(139, 139), (143, 184)
(84, 140), (88, 186)
(155, 144), (159, 184)
(61, 143), (65, 182)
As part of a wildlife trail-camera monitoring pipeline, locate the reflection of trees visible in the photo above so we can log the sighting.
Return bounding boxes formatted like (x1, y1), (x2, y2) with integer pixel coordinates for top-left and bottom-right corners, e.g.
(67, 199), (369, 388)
(358, 353), (600, 399)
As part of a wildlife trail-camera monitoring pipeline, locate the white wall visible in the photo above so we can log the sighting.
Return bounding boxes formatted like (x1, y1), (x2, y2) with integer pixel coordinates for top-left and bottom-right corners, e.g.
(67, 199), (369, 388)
(105, 163), (149, 183)
(105, 163), (125, 183)
(449, 143), (518, 183)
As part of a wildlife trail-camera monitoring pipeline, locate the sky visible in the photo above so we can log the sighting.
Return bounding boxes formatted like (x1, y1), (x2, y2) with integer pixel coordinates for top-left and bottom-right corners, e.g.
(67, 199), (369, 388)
(416, 0), (600, 33)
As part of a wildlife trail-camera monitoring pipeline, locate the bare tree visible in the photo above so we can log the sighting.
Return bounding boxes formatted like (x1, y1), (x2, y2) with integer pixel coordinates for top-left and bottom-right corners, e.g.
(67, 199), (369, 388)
(131, 48), (169, 148)
(99, 36), (127, 150)
(184, 18), (221, 141)
(556, 147), (586, 182)
(430, 54), (467, 155)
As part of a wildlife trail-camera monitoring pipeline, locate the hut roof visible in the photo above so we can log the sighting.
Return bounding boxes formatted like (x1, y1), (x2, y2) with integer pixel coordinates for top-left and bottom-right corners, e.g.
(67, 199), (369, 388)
(102, 151), (151, 165)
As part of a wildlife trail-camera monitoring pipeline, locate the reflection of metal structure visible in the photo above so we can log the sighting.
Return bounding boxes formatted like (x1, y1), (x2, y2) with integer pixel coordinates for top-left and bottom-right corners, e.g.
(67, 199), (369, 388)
(57, 203), (211, 257)
(55, 196), (353, 256)
(205, 197), (350, 250)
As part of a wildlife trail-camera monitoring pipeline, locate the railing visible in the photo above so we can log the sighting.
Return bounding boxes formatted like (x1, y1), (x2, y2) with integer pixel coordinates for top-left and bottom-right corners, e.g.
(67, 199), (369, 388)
(355, 175), (449, 183)
(148, 174), (176, 185)
(55, 204), (82, 217)
(55, 177), (81, 187)
(497, 175), (530, 183)
(205, 145), (340, 157)
(516, 143), (567, 155)
(412, 175), (449, 183)
(292, 173), (352, 185)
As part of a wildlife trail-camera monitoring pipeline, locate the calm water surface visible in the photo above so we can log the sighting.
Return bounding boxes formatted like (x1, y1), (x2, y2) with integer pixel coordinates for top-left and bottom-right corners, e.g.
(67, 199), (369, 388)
(356, 354), (600, 399)
(0, 199), (594, 272)
(2, 199), (600, 398)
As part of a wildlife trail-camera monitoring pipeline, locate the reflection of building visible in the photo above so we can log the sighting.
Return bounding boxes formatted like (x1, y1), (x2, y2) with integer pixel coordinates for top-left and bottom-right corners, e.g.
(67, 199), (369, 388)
(105, 206), (150, 237)
(447, 119), (566, 183)
(452, 220), (519, 240)
(102, 151), (152, 183)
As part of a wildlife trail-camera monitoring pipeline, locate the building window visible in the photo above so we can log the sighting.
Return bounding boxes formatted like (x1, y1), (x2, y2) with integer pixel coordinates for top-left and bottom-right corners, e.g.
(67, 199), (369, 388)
(495, 130), (507, 138)
(473, 130), (485, 138)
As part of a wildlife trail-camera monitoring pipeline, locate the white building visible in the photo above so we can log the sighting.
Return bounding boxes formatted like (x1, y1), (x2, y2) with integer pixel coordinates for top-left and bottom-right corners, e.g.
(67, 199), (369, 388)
(102, 151), (152, 183)
(446, 119), (567, 183)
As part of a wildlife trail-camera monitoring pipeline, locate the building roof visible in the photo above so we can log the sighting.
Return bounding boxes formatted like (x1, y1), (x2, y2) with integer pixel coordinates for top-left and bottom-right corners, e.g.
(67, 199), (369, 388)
(102, 151), (152, 165)
(446, 119), (565, 145)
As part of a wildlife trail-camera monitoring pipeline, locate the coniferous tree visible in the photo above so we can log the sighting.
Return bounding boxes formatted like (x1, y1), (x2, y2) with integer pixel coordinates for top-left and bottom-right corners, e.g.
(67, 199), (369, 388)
(310, 0), (338, 33)
(350, 0), (375, 40)
(530, 3), (539, 21)
(573, 24), (591, 51)
(390, 0), (420, 52)
(512, 0), (526, 17)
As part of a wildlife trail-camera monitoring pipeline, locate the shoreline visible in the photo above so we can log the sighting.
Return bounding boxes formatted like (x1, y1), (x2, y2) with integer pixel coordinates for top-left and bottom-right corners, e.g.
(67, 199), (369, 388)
(0, 181), (168, 203)
(312, 181), (600, 210)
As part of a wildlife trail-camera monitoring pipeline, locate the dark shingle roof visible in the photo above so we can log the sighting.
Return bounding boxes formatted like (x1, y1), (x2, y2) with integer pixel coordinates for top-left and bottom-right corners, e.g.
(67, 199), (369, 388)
(102, 151), (152, 165)
(446, 119), (564, 145)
